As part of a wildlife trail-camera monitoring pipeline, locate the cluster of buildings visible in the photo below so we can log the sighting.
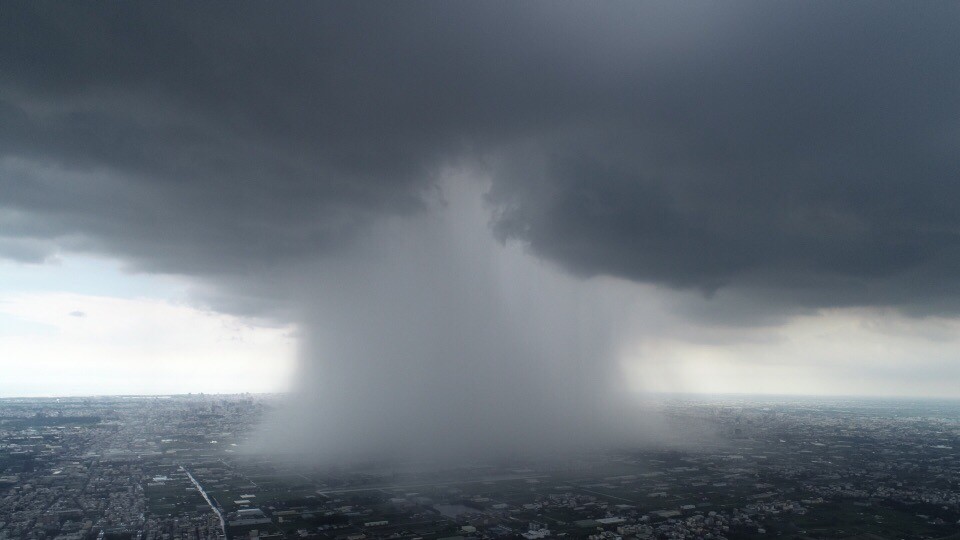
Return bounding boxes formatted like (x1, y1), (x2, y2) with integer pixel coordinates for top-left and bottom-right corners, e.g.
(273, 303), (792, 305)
(3, 395), (960, 540)
(0, 395), (267, 540)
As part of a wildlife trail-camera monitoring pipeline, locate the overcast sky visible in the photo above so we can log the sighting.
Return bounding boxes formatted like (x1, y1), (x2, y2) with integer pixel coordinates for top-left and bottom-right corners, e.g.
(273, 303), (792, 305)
(3, 1), (960, 457)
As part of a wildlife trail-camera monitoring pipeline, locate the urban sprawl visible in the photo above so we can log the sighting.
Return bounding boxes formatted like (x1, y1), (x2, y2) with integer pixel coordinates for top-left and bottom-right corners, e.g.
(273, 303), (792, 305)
(3, 395), (960, 540)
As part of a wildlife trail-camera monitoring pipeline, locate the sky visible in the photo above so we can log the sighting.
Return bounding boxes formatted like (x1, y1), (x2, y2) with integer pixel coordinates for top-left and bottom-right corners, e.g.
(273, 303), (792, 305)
(3, 2), (960, 459)
(0, 256), (296, 396)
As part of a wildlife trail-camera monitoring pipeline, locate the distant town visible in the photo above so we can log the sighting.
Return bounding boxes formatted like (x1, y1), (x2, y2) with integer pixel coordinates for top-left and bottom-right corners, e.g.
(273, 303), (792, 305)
(3, 394), (960, 540)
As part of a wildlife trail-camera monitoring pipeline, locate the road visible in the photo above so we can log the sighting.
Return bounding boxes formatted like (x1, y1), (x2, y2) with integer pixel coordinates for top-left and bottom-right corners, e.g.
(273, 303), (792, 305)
(181, 465), (230, 540)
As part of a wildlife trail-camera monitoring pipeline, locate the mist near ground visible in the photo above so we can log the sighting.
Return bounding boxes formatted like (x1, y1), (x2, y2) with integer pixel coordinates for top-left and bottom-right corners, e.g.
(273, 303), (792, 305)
(245, 176), (701, 465)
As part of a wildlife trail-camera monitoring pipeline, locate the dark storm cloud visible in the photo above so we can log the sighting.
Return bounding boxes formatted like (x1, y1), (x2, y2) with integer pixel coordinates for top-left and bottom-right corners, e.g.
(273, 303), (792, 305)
(2, 2), (960, 313)
(484, 3), (960, 309)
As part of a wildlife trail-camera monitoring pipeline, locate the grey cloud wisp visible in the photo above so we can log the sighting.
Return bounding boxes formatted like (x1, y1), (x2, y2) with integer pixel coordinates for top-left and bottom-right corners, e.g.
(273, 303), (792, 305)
(3, 2), (960, 460)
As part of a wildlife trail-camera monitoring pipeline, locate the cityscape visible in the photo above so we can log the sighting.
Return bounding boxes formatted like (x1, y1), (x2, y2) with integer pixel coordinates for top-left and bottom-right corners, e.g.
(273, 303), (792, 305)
(4, 395), (960, 540)
(5, 3), (960, 540)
